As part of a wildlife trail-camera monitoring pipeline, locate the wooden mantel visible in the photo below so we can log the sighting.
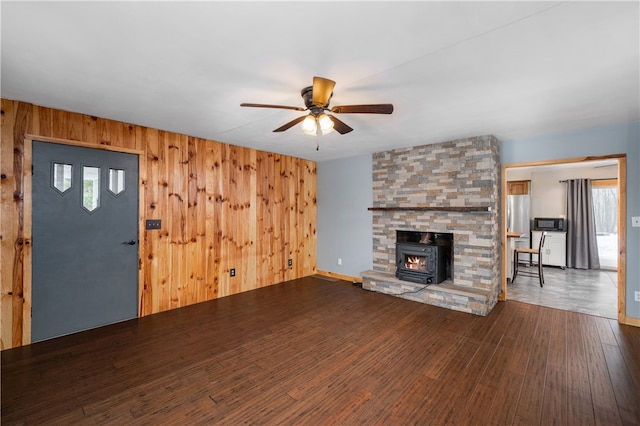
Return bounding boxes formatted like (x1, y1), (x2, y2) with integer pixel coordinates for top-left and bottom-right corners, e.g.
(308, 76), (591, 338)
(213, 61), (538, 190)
(368, 206), (491, 212)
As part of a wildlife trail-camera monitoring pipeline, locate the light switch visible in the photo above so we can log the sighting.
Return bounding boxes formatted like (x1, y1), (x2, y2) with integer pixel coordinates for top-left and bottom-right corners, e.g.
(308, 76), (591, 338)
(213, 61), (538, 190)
(632, 217), (640, 227)
(146, 219), (161, 230)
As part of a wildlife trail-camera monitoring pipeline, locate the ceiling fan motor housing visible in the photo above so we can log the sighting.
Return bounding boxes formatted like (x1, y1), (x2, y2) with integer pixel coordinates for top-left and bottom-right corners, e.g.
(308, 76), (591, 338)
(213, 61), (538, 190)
(301, 86), (332, 112)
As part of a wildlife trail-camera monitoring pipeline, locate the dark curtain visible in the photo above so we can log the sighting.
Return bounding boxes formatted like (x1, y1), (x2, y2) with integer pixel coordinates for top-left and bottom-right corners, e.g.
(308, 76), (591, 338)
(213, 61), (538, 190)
(566, 179), (600, 269)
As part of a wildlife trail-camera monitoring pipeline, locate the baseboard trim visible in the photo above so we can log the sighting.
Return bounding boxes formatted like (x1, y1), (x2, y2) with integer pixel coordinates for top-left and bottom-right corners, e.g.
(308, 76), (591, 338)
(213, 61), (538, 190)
(621, 315), (640, 328)
(315, 270), (362, 283)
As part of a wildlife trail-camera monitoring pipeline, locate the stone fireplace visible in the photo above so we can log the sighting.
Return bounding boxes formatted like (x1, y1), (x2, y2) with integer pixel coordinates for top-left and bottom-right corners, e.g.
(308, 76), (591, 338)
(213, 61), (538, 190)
(361, 135), (501, 316)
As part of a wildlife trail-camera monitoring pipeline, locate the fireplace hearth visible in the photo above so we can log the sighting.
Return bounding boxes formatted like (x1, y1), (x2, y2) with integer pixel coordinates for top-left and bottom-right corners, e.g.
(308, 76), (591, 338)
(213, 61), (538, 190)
(395, 231), (452, 285)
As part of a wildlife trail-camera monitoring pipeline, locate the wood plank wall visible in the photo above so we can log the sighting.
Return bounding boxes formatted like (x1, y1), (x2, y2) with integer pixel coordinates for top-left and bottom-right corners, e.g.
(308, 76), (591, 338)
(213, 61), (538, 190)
(0, 98), (317, 349)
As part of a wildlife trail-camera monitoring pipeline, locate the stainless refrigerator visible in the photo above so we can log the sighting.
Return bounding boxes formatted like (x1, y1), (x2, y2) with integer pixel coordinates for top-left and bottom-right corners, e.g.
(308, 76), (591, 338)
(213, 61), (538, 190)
(507, 194), (531, 250)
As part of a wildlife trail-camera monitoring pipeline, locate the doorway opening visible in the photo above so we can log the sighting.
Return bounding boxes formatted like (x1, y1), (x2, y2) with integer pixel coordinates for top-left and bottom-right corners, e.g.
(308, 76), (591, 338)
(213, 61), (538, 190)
(501, 156), (626, 323)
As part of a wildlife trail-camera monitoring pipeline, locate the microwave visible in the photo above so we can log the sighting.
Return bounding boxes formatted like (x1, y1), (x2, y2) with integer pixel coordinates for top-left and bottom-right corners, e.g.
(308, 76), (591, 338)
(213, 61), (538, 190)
(533, 217), (566, 232)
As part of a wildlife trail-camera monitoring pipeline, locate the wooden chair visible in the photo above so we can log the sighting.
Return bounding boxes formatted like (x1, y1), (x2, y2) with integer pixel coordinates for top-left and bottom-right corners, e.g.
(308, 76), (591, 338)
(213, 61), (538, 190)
(513, 231), (546, 287)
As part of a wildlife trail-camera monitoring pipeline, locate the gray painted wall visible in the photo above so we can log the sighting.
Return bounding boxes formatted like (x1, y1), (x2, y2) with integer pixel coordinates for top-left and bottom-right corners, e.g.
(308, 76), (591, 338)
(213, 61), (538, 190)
(316, 121), (639, 319)
(317, 155), (373, 277)
(501, 121), (640, 319)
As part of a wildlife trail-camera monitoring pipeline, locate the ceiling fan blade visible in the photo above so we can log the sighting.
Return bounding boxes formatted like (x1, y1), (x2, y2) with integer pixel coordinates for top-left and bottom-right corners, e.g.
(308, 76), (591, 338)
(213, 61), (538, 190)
(312, 76), (336, 107)
(327, 115), (353, 135)
(273, 115), (307, 132)
(241, 103), (305, 112)
(330, 104), (394, 114)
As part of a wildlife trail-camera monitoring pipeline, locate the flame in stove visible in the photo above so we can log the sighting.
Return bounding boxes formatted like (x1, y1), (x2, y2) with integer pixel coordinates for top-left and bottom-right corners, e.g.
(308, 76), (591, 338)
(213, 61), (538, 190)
(404, 256), (427, 270)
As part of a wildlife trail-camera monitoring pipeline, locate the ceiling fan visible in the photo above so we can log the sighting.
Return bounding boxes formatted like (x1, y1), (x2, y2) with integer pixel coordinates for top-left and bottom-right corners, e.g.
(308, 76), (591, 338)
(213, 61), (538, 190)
(240, 76), (393, 135)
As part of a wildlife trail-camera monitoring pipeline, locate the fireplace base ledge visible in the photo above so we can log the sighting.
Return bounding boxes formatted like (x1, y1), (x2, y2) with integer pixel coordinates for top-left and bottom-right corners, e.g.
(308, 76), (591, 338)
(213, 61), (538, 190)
(360, 270), (497, 316)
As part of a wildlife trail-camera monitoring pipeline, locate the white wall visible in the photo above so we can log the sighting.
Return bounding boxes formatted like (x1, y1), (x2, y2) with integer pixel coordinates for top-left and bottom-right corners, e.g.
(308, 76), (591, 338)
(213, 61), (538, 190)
(508, 163), (618, 219)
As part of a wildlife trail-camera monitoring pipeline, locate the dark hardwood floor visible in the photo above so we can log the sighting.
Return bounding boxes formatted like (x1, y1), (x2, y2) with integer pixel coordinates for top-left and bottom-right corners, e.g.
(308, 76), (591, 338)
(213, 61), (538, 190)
(3, 276), (640, 425)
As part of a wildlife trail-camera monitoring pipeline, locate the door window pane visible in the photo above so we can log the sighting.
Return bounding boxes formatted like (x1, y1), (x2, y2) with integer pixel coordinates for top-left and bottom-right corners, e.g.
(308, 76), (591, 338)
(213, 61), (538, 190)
(108, 168), (125, 196)
(82, 166), (100, 212)
(52, 163), (72, 194)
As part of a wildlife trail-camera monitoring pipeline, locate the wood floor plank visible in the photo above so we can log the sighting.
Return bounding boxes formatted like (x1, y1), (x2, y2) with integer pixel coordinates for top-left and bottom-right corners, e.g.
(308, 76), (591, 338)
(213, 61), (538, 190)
(512, 305), (554, 425)
(540, 308), (568, 426)
(566, 312), (596, 425)
(581, 315), (623, 425)
(2, 276), (639, 425)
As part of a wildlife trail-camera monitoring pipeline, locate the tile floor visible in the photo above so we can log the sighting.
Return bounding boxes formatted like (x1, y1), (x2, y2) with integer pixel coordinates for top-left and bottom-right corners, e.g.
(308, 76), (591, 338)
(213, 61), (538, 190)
(507, 266), (618, 319)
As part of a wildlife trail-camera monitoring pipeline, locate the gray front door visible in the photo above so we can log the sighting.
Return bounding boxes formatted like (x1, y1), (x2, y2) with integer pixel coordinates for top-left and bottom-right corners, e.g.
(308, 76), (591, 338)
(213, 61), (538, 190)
(32, 141), (139, 342)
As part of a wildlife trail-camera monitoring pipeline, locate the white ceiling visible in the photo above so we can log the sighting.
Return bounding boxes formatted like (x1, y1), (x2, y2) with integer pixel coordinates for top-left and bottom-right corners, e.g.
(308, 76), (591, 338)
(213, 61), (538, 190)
(2, 1), (638, 162)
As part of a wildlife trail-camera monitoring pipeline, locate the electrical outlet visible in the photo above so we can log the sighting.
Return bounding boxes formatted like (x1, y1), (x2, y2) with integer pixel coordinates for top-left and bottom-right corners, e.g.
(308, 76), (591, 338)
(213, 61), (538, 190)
(230, 268), (235, 277)
(632, 217), (640, 227)
(635, 291), (640, 302)
(337, 258), (342, 266)
(288, 259), (292, 267)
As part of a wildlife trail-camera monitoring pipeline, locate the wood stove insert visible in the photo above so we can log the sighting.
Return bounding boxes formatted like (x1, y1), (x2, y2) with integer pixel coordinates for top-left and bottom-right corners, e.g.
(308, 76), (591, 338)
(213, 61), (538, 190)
(395, 231), (452, 285)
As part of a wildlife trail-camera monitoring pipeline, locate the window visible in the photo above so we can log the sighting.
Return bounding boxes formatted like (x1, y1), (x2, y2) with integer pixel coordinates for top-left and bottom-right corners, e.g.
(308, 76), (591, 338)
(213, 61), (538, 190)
(108, 168), (125, 196)
(52, 163), (72, 194)
(82, 166), (100, 212)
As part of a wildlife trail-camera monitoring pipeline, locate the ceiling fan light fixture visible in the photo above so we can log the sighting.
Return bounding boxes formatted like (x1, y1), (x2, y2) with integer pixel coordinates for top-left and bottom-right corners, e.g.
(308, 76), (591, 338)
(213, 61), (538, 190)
(318, 113), (334, 135)
(301, 114), (317, 135)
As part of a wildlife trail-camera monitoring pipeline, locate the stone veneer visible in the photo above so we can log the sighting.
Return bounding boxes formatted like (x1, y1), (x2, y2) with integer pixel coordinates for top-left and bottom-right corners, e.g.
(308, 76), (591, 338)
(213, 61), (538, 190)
(361, 135), (501, 315)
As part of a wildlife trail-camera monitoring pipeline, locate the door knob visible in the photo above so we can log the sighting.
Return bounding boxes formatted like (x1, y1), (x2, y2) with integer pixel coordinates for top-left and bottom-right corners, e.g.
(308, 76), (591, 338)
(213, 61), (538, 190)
(122, 240), (137, 245)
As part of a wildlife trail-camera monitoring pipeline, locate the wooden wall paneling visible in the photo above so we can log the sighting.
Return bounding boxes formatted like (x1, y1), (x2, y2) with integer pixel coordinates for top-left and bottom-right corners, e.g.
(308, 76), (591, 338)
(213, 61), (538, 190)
(82, 115), (99, 145)
(109, 120), (126, 149)
(67, 111), (84, 142)
(298, 161), (313, 277)
(220, 144), (235, 297)
(155, 130), (170, 313)
(229, 145), (246, 295)
(186, 137), (206, 304)
(1, 99), (319, 349)
(305, 162), (316, 276)
(1, 99), (17, 349)
(237, 146), (248, 293)
(185, 136), (197, 305)
(267, 152), (277, 286)
(141, 127), (159, 316)
(166, 133), (187, 309)
(98, 117), (111, 147)
(272, 153), (281, 285)
(204, 141), (221, 300)
(38, 105), (51, 137)
(284, 156), (296, 282)
(255, 153), (268, 287)
(51, 109), (69, 140)
(213, 142), (229, 298)
(11, 101), (30, 347)
(239, 146), (250, 292)
(34, 105), (52, 137)
(287, 157), (298, 279)
(196, 138), (209, 303)
(244, 147), (258, 292)
(231, 145), (244, 295)
(265, 154), (288, 282)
